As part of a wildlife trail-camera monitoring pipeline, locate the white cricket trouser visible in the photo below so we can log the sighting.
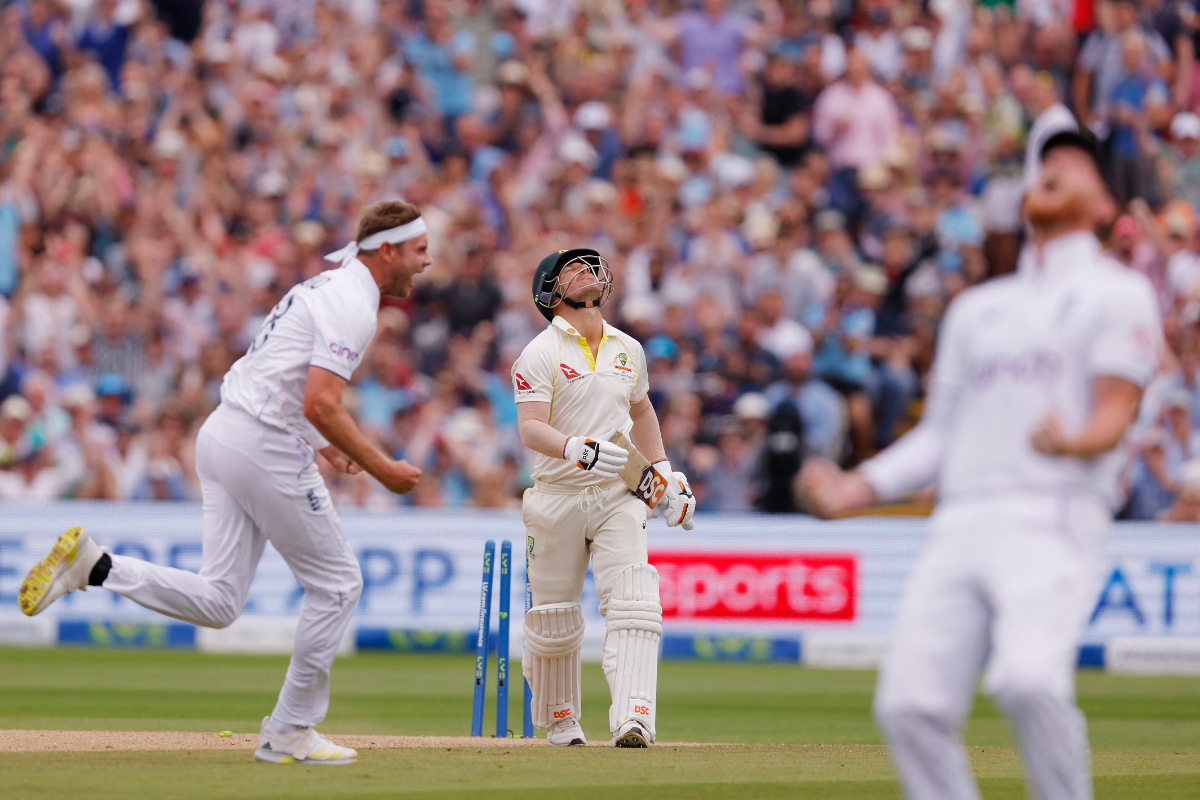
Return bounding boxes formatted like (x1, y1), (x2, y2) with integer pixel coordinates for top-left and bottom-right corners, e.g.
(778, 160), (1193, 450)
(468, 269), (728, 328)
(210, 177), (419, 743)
(523, 480), (648, 615)
(874, 493), (1108, 800)
(103, 404), (363, 727)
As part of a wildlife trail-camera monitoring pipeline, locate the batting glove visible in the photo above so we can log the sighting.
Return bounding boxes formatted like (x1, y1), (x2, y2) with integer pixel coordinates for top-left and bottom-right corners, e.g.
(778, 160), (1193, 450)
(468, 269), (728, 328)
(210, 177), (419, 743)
(565, 432), (628, 478)
(661, 472), (696, 530)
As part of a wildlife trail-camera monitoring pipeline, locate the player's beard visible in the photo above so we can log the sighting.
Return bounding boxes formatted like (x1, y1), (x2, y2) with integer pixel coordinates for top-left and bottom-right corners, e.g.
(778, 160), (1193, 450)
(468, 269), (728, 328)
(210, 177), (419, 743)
(1023, 183), (1094, 232)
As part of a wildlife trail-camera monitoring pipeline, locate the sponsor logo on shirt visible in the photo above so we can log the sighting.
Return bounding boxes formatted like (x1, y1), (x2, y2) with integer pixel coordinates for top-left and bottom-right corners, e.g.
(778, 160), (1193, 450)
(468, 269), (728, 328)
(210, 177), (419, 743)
(329, 340), (361, 362)
(560, 363), (582, 381)
(514, 373), (534, 392)
(970, 350), (1063, 389)
(614, 352), (632, 371)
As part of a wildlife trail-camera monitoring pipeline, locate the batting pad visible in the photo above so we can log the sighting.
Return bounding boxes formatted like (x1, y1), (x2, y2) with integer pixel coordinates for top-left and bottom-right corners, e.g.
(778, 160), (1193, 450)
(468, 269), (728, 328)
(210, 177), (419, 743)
(522, 602), (586, 729)
(602, 563), (663, 738)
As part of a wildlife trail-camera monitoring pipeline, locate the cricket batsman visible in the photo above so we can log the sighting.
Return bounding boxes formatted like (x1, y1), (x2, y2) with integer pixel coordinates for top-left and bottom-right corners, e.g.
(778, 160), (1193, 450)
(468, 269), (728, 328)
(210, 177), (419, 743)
(18, 200), (430, 766)
(800, 127), (1162, 799)
(514, 249), (695, 747)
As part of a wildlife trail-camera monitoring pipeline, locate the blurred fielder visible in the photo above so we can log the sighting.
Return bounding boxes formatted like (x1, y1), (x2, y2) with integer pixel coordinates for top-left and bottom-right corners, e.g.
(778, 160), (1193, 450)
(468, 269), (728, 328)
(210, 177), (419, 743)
(19, 200), (430, 766)
(514, 249), (695, 747)
(801, 127), (1162, 800)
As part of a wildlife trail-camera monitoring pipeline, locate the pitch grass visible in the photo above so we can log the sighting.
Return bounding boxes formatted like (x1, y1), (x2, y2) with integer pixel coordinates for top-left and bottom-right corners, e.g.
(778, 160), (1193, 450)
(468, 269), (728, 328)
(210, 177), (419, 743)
(1, 649), (1200, 799)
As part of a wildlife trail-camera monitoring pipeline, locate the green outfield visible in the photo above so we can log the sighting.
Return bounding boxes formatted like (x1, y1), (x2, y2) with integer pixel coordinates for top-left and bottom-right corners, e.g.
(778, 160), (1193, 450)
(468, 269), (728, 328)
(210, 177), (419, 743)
(1, 647), (1199, 798)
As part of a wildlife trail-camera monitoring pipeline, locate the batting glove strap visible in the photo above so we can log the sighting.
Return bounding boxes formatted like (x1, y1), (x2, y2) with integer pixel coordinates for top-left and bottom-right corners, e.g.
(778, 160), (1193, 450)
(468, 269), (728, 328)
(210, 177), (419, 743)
(565, 435), (628, 478)
(662, 472), (696, 529)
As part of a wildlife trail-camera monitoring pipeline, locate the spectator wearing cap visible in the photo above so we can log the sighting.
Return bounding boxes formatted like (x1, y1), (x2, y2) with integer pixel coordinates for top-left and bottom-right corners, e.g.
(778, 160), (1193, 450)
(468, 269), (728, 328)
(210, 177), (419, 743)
(755, 288), (813, 364)
(855, 5), (902, 82)
(1159, 201), (1200, 303)
(0, 395), (33, 468)
(573, 102), (623, 181)
(1126, 388), (1198, 520)
(20, 369), (68, 453)
(898, 26), (934, 94)
(763, 343), (844, 464)
(1157, 112), (1200, 209)
(812, 48), (901, 228)
(1160, 460), (1200, 522)
(94, 372), (131, 428)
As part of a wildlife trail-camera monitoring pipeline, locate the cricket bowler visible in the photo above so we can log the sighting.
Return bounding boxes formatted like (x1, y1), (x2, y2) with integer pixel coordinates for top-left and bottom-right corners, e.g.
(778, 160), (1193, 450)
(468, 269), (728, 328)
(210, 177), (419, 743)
(514, 249), (696, 747)
(18, 200), (430, 766)
(800, 126), (1162, 799)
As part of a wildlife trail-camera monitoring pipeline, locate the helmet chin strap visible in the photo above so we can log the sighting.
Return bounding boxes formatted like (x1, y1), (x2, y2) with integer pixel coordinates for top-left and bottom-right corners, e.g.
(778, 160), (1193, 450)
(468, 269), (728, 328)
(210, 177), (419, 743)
(560, 295), (604, 310)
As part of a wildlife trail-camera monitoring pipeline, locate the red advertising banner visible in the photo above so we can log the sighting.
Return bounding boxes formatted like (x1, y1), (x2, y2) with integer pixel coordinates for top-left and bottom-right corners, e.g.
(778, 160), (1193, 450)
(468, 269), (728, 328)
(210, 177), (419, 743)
(651, 551), (857, 622)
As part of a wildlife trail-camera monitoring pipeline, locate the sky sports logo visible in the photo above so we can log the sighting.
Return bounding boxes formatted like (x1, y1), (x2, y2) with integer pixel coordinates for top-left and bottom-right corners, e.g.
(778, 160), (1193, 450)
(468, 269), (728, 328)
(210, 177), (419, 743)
(652, 552), (857, 621)
(329, 341), (361, 362)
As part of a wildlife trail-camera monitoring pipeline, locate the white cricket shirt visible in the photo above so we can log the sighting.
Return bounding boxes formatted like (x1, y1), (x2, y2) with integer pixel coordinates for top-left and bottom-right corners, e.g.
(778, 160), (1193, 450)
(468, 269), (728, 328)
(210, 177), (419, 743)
(512, 315), (649, 488)
(220, 259), (380, 449)
(861, 231), (1162, 508)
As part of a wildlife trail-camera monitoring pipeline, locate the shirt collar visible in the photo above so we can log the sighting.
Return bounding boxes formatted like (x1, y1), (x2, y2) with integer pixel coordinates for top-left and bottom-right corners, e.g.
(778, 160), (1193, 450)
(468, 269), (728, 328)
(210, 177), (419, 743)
(346, 258), (382, 306)
(551, 316), (614, 338)
(1017, 229), (1100, 281)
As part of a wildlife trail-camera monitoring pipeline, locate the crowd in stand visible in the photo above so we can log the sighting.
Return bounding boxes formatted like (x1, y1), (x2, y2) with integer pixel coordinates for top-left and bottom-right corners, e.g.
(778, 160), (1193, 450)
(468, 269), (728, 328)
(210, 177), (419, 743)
(3, 0), (1200, 519)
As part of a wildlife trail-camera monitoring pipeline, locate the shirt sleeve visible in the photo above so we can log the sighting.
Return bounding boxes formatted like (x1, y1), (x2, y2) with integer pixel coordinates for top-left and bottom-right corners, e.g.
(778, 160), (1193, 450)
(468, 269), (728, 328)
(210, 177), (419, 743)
(859, 292), (970, 500)
(512, 336), (556, 404)
(308, 293), (376, 380)
(1086, 276), (1163, 387)
(629, 337), (650, 403)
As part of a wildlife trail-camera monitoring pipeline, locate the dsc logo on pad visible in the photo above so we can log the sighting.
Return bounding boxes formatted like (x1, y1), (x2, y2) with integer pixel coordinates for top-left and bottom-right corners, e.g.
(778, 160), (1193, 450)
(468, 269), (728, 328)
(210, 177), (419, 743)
(552, 708), (574, 719)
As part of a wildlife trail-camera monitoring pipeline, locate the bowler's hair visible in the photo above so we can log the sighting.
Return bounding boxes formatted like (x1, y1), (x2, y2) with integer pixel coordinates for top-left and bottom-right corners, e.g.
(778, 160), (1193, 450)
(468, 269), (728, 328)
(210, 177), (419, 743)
(356, 200), (421, 243)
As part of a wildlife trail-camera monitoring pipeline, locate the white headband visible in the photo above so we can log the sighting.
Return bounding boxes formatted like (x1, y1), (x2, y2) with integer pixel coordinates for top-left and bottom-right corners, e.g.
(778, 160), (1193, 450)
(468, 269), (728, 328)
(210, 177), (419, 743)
(324, 217), (428, 266)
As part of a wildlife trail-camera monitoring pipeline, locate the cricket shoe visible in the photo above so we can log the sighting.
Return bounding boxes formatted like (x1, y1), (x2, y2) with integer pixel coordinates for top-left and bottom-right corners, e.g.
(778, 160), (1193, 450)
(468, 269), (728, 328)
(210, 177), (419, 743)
(19, 526), (103, 617)
(546, 718), (586, 746)
(610, 718), (652, 748)
(254, 717), (358, 765)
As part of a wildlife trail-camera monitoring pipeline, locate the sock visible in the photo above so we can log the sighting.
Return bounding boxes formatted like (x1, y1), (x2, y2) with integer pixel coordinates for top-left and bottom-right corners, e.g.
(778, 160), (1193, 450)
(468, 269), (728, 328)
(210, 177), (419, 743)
(88, 553), (111, 586)
(269, 718), (300, 736)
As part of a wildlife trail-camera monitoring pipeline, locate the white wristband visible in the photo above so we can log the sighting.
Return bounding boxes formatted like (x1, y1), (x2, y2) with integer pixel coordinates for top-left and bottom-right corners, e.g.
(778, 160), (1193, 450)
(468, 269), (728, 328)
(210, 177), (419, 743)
(652, 459), (672, 477)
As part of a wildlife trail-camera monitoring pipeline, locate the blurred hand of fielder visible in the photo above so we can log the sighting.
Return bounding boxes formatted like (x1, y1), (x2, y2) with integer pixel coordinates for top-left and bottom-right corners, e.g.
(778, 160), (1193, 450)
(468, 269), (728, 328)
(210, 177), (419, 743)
(798, 458), (877, 519)
(1030, 376), (1143, 459)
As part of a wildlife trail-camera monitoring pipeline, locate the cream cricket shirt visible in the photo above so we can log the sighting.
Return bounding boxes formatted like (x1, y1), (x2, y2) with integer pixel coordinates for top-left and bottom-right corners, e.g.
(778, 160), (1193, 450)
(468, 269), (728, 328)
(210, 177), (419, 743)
(512, 315), (649, 489)
(220, 259), (380, 450)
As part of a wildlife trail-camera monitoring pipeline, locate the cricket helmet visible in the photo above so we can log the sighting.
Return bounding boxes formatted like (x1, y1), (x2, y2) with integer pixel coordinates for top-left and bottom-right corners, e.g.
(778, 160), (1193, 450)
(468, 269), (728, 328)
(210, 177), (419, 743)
(531, 248), (613, 322)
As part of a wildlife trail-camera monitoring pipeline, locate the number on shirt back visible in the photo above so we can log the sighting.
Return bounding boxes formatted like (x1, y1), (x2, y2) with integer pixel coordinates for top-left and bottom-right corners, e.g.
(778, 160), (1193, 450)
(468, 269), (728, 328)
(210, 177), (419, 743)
(246, 273), (332, 354)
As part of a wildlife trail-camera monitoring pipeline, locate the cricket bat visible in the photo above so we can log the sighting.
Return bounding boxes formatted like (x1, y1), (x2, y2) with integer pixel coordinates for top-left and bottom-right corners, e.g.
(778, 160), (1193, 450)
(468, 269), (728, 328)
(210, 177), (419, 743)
(610, 430), (669, 509)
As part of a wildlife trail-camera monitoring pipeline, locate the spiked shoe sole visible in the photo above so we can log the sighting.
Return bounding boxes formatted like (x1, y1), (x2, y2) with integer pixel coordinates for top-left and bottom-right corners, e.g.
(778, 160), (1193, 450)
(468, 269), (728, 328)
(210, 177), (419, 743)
(19, 526), (85, 616)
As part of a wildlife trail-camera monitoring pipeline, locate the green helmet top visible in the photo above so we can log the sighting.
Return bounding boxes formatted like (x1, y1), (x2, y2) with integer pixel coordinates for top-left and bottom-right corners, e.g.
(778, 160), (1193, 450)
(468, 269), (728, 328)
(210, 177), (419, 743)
(531, 248), (611, 322)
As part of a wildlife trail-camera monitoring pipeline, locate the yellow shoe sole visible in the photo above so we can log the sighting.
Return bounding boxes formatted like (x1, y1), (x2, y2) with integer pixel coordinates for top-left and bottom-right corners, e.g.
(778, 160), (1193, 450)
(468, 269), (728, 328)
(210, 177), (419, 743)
(19, 526), (85, 617)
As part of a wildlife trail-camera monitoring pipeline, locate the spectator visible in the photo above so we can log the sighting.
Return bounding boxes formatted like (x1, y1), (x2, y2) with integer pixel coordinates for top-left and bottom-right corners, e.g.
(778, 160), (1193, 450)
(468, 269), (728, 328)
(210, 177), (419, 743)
(812, 48), (901, 225)
(1156, 111), (1200, 209)
(0, 0), (1194, 513)
(666, 0), (759, 96)
(1108, 30), (1170, 206)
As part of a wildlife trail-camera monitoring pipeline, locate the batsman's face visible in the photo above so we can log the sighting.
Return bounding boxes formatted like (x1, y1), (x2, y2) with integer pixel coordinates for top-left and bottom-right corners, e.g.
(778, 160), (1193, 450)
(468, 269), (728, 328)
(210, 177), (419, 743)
(558, 259), (605, 303)
(1024, 148), (1116, 231)
(381, 235), (431, 298)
